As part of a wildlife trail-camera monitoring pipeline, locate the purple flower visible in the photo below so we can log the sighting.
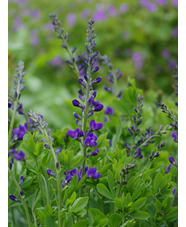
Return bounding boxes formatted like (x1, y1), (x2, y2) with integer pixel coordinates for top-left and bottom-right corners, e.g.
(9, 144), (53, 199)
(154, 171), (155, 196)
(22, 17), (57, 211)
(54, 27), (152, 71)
(56, 147), (62, 155)
(13, 17), (23, 32)
(132, 52), (145, 70)
(104, 106), (114, 115)
(9, 194), (21, 203)
(67, 128), (84, 140)
(46, 169), (56, 178)
(172, 0), (178, 8)
(173, 188), (176, 195)
(30, 29), (39, 46)
(62, 173), (72, 187)
(169, 60), (177, 69)
(86, 167), (102, 179)
(107, 5), (117, 17)
(81, 9), (90, 19)
(14, 150), (25, 161)
(92, 100), (104, 112)
(119, 3), (129, 14)
(93, 7), (107, 21)
(162, 49), (170, 59)
(72, 99), (82, 108)
(140, 0), (158, 12)
(169, 156), (175, 164)
(51, 56), (62, 66)
(84, 133), (97, 147)
(171, 131), (178, 143)
(165, 164), (172, 174)
(12, 123), (28, 140)
(19, 176), (24, 186)
(66, 13), (76, 27)
(172, 27), (178, 38)
(9, 149), (17, 153)
(89, 120), (103, 131)
(155, 0), (167, 6)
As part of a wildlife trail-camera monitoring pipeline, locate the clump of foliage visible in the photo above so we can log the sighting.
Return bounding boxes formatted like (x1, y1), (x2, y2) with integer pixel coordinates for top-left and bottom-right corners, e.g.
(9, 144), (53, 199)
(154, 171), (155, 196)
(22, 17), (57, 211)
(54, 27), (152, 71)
(8, 15), (178, 227)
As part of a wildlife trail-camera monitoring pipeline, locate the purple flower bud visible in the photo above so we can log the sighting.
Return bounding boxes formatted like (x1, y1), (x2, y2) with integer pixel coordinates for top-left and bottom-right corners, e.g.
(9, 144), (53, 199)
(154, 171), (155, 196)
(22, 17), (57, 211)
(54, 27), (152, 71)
(56, 162), (59, 168)
(72, 47), (77, 53)
(46, 169), (56, 177)
(78, 78), (84, 85)
(72, 99), (82, 108)
(9, 194), (21, 203)
(18, 110), (24, 115)
(171, 131), (178, 143)
(124, 143), (130, 150)
(94, 103), (104, 112)
(20, 190), (24, 195)
(165, 164), (172, 174)
(61, 44), (67, 49)
(117, 91), (122, 99)
(56, 147), (62, 155)
(73, 112), (81, 119)
(9, 149), (17, 153)
(169, 156), (175, 165)
(173, 188), (176, 195)
(104, 106), (114, 115)
(117, 73), (122, 79)
(19, 176), (24, 186)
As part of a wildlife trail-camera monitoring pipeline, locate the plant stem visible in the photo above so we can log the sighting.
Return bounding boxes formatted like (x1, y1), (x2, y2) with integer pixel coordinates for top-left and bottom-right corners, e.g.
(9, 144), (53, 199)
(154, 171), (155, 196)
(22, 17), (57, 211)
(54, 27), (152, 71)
(49, 144), (62, 227)
(8, 99), (18, 151)
(41, 174), (50, 206)
(38, 175), (46, 206)
(8, 168), (32, 227)
(81, 61), (91, 177)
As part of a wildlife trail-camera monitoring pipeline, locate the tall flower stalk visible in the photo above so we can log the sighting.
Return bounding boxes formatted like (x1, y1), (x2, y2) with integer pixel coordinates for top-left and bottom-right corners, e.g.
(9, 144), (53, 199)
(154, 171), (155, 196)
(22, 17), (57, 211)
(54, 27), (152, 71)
(28, 110), (62, 227)
(66, 19), (103, 177)
(8, 61), (26, 151)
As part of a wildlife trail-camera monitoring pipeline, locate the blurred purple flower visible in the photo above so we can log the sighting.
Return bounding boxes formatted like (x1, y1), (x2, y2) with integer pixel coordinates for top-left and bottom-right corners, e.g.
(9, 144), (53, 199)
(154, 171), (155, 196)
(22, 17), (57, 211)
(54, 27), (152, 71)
(140, 0), (158, 12)
(104, 106), (114, 115)
(169, 60), (177, 69)
(171, 131), (178, 143)
(162, 49), (170, 59)
(30, 29), (39, 46)
(13, 17), (23, 32)
(66, 13), (76, 27)
(172, 0), (178, 8)
(28, 9), (40, 19)
(119, 3), (129, 14)
(122, 31), (130, 39)
(14, 0), (27, 7)
(50, 56), (62, 66)
(107, 5), (117, 17)
(132, 52), (145, 70)
(172, 27), (178, 38)
(155, 0), (167, 6)
(14, 150), (25, 161)
(81, 9), (90, 19)
(93, 5), (107, 21)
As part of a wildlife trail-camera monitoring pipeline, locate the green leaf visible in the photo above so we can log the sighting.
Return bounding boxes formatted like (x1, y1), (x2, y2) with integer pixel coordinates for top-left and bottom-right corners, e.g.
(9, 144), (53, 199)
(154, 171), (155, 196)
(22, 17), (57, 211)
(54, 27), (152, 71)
(70, 197), (89, 212)
(88, 208), (108, 226)
(120, 219), (136, 227)
(153, 172), (164, 192)
(96, 133), (109, 149)
(164, 206), (178, 222)
(44, 215), (57, 227)
(108, 213), (122, 227)
(97, 183), (114, 200)
(72, 220), (88, 227)
(115, 197), (122, 210)
(130, 211), (150, 220)
(21, 176), (33, 189)
(69, 155), (83, 169)
(155, 200), (162, 212)
(107, 170), (115, 197)
(112, 123), (122, 148)
(130, 197), (147, 212)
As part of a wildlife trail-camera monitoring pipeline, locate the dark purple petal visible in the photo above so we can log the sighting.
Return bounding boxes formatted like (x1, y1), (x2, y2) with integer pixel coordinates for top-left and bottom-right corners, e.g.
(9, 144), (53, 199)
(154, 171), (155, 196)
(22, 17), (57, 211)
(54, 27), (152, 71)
(169, 156), (175, 164)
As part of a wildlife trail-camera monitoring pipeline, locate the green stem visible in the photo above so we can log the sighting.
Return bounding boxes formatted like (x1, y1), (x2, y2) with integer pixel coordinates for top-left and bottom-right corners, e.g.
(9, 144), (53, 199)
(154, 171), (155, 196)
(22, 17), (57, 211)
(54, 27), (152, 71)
(8, 99), (18, 151)
(41, 174), (50, 206)
(50, 144), (62, 227)
(11, 208), (15, 227)
(8, 168), (32, 227)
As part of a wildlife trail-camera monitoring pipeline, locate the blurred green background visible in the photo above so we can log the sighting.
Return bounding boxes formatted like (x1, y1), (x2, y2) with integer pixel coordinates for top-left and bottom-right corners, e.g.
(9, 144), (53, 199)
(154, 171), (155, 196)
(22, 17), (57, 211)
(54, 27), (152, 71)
(8, 0), (178, 129)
